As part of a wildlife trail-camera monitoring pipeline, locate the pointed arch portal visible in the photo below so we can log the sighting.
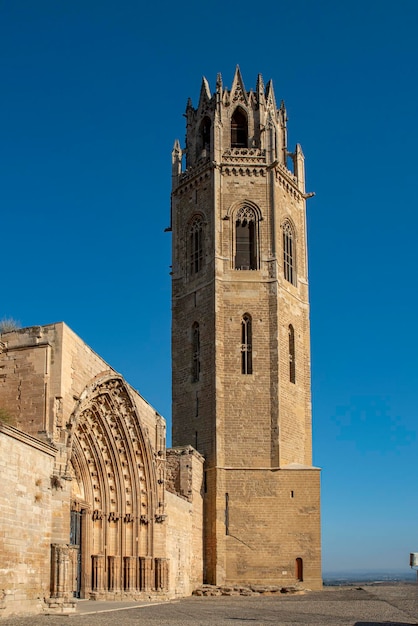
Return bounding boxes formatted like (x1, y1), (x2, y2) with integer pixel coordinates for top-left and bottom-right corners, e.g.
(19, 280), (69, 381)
(60, 375), (167, 599)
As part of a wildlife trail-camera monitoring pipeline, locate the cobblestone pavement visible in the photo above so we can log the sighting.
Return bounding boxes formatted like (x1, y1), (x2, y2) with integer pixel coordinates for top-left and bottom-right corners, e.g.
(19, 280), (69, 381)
(1, 584), (418, 626)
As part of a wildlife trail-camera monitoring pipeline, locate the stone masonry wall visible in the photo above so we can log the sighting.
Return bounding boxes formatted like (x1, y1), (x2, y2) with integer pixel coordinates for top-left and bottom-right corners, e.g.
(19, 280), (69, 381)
(0, 424), (56, 617)
(165, 447), (204, 595)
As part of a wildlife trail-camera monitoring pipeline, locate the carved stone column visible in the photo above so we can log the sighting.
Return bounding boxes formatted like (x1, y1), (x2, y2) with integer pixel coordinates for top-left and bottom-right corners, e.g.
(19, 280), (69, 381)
(123, 556), (136, 591)
(154, 558), (169, 591)
(50, 544), (71, 598)
(107, 556), (121, 592)
(138, 556), (153, 591)
(91, 555), (105, 592)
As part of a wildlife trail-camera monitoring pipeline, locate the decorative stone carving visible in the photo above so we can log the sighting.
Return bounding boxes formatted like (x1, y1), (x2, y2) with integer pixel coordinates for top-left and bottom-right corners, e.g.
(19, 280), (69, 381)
(155, 558), (169, 591)
(50, 544), (71, 599)
(91, 554), (105, 592)
(138, 556), (153, 591)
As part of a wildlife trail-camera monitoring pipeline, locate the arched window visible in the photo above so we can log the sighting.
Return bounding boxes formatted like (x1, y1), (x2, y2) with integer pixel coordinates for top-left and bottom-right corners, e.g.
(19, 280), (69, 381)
(231, 108), (248, 148)
(189, 216), (203, 275)
(283, 221), (296, 285)
(192, 322), (200, 382)
(197, 117), (211, 159)
(289, 324), (295, 384)
(235, 206), (257, 270)
(241, 314), (252, 375)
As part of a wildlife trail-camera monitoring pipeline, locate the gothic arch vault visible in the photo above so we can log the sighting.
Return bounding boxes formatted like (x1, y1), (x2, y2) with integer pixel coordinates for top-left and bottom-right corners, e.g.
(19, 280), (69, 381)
(64, 374), (167, 599)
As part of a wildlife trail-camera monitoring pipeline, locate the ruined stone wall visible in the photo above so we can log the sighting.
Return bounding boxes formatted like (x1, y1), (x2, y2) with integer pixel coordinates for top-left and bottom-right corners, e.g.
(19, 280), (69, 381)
(165, 447), (204, 595)
(0, 424), (56, 617)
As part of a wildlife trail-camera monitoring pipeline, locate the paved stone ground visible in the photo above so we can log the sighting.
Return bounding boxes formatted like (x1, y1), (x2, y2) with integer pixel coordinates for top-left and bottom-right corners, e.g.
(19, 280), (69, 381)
(1, 584), (417, 625)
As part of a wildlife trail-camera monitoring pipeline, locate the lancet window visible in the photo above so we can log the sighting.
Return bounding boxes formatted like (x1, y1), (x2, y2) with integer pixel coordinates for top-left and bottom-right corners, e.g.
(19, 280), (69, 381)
(283, 221), (296, 285)
(241, 314), (252, 375)
(231, 108), (248, 148)
(197, 116), (211, 159)
(235, 206), (258, 270)
(189, 216), (203, 275)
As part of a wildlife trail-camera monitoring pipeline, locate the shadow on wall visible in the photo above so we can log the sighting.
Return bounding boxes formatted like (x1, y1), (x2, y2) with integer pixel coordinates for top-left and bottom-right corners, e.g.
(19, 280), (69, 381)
(355, 622), (418, 625)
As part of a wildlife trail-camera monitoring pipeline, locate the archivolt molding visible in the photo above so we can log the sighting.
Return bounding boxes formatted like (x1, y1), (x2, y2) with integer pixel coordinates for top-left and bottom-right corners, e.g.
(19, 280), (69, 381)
(67, 375), (163, 531)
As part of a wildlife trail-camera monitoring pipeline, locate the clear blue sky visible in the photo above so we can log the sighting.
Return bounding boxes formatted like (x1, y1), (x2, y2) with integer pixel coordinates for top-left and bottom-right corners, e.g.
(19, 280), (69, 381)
(1, 0), (417, 575)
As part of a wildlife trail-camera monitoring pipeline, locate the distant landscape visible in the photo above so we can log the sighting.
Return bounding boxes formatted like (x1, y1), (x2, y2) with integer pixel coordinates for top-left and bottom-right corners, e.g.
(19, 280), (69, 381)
(323, 570), (417, 586)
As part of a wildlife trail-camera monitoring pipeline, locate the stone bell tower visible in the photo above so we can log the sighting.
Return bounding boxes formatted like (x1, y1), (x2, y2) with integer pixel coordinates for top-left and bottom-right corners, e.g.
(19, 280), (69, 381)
(170, 68), (321, 589)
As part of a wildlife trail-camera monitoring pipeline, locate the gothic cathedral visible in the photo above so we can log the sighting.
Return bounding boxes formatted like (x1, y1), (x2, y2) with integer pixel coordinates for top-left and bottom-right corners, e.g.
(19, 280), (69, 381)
(0, 67), (322, 618)
(170, 68), (322, 589)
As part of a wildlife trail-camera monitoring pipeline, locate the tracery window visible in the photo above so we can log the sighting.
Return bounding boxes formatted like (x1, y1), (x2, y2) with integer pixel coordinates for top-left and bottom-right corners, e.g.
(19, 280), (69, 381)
(289, 324), (295, 384)
(283, 221), (296, 285)
(235, 206), (257, 270)
(231, 108), (248, 148)
(241, 314), (252, 375)
(192, 322), (200, 382)
(189, 216), (203, 275)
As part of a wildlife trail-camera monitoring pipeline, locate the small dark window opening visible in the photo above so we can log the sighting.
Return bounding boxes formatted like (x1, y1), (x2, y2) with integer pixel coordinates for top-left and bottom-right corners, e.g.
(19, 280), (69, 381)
(283, 221), (296, 285)
(231, 109), (248, 148)
(198, 117), (211, 158)
(190, 217), (203, 275)
(241, 314), (252, 374)
(289, 324), (295, 384)
(192, 322), (200, 382)
(225, 493), (230, 535)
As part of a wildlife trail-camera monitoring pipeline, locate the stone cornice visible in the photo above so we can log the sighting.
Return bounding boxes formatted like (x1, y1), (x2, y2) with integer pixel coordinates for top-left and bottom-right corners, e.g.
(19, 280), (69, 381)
(0, 422), (57, 456)
(176, 158), (213, 190)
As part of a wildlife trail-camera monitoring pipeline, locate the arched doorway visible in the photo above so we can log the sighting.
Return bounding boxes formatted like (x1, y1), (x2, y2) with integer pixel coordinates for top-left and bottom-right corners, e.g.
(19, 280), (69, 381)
(295, 557), (303, 582)
(65, 375), (166, 599)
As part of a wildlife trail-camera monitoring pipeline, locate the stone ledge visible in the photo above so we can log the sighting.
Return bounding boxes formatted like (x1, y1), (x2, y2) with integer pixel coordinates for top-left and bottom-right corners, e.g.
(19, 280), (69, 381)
(192, 584), (307, 597)
(44, 598), (77, 614)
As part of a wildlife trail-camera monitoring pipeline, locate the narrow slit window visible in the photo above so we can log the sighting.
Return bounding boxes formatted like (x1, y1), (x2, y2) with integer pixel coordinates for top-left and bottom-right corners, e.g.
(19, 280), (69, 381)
(225, 493), (229, 535)
(190, 216), (203, 275)
(289, 324), (295, 383)
(283, 221), (296, 285)
(192, 322), (200, 382)
(241, 314), (252, 374)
